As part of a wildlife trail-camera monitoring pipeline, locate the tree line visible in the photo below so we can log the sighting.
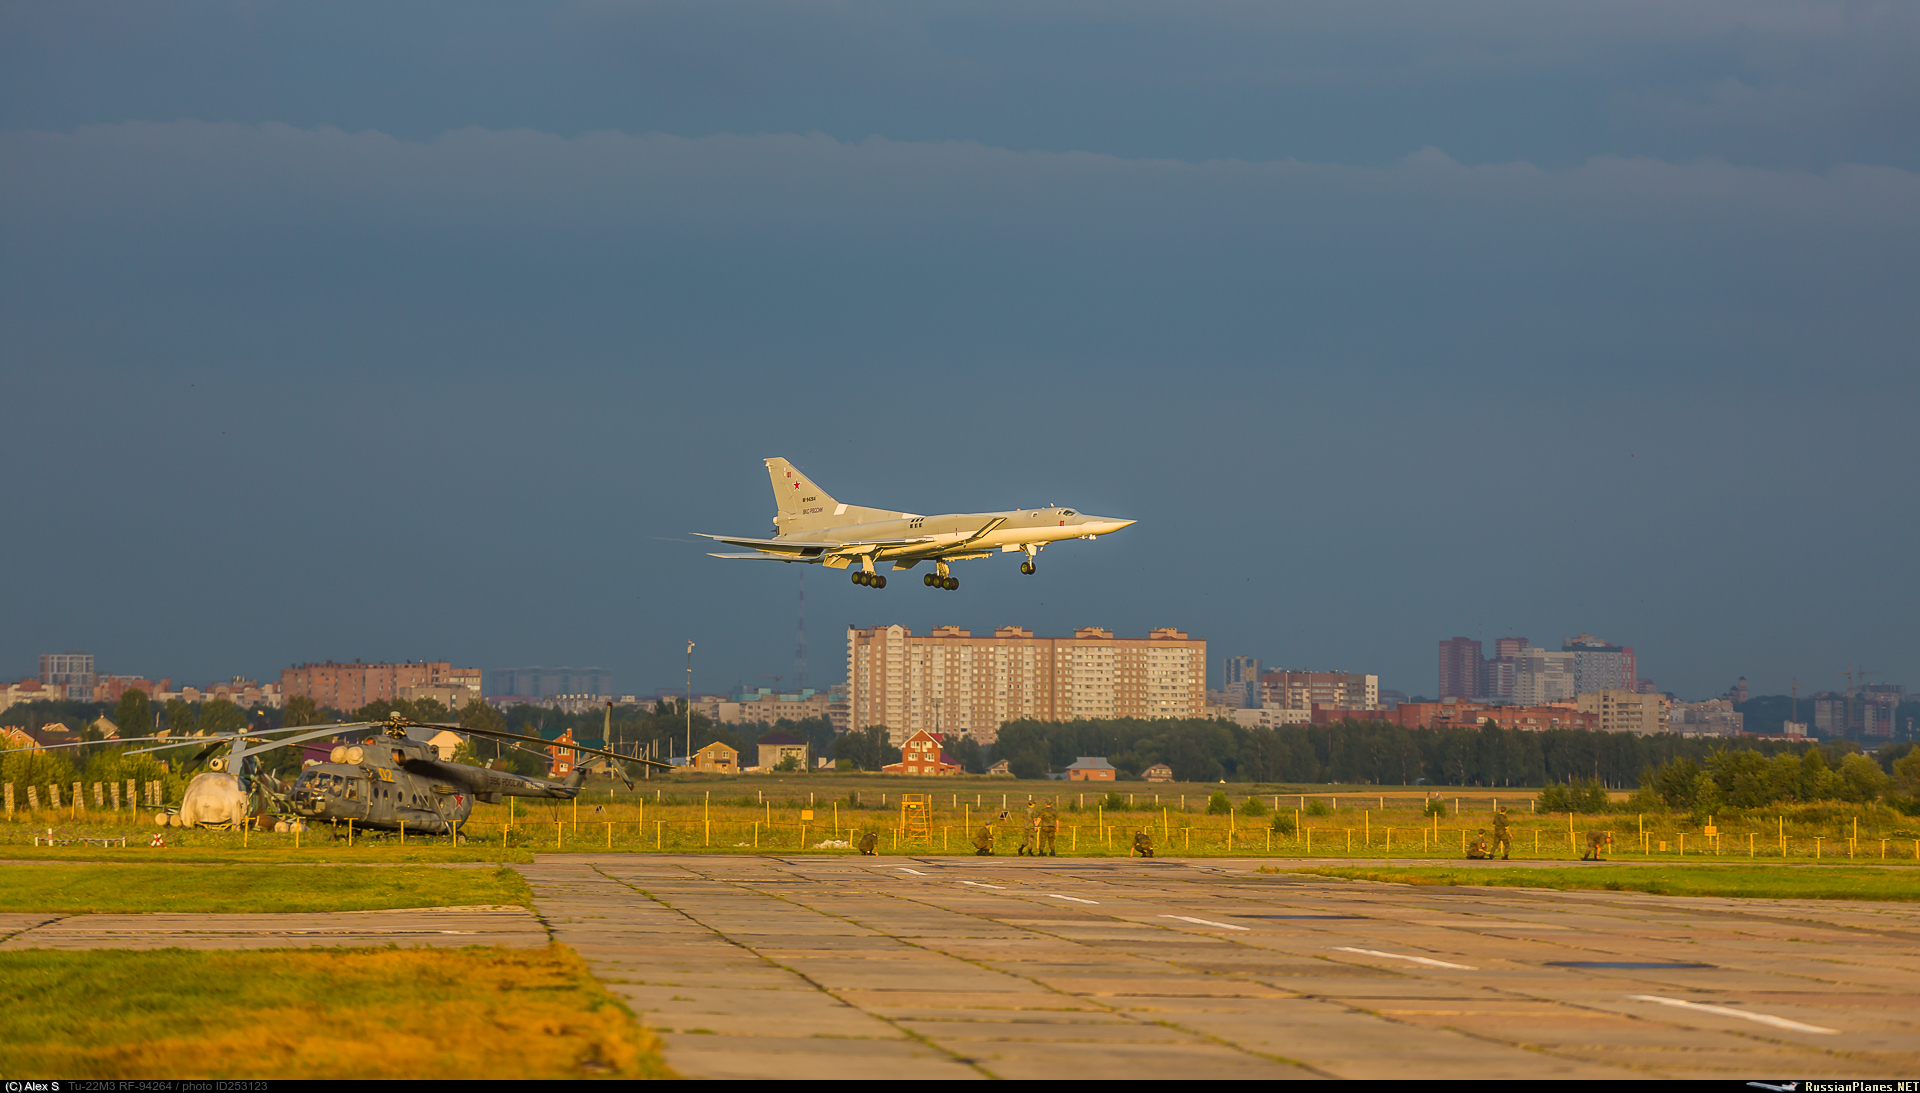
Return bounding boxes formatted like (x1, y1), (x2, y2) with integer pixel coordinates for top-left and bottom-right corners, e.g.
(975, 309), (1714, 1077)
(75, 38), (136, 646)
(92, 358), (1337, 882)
(983, 716), (1917, 792)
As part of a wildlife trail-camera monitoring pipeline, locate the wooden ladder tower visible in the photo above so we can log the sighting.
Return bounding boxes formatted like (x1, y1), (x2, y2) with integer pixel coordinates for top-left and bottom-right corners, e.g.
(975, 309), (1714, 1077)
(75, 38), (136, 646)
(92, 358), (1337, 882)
(901, 793), (932, 844)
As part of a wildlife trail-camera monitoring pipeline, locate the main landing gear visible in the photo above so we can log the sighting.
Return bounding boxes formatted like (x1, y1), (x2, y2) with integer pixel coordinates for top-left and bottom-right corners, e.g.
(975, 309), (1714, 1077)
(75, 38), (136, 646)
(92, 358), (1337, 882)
(851, 571), (886, 589)
(923, 573), (959, 591)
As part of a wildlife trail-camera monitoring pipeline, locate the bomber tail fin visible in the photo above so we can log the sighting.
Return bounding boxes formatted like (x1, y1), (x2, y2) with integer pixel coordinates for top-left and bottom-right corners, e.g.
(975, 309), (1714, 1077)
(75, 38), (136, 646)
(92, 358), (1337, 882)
(764, 457), (897, 534)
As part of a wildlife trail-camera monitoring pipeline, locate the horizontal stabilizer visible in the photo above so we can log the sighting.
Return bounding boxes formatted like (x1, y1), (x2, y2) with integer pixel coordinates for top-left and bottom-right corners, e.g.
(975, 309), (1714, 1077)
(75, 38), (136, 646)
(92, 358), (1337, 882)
(708, 552), (812, 561)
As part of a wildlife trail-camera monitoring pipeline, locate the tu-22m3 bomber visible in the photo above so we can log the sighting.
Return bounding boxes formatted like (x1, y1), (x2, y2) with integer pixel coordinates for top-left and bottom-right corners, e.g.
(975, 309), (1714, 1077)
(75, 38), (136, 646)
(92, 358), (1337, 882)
(698, 457), (1134, 590)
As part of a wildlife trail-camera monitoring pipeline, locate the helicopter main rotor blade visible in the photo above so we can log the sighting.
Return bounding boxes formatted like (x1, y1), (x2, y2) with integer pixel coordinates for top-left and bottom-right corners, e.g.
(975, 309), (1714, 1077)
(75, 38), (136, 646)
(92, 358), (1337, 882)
(384, 719), (674, 772)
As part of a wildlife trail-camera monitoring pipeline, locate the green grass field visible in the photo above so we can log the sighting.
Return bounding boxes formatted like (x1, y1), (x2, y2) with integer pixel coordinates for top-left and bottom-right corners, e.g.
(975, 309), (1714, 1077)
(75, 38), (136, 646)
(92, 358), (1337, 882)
(1291, 863), (1920, 901)
(0, 862), (533, 913)
(0, 945), (673, 1079)
(7, 774), (1915, 862)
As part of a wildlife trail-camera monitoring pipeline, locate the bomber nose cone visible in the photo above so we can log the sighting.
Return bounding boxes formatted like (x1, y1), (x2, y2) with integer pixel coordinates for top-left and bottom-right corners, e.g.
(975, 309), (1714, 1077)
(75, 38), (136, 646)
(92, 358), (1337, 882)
(1088, 516), (1135, 535)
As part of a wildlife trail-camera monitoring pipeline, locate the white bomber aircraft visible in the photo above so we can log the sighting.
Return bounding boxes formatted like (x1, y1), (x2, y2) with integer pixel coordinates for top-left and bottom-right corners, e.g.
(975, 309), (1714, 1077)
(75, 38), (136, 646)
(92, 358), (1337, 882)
(698, 457), (1134, 590)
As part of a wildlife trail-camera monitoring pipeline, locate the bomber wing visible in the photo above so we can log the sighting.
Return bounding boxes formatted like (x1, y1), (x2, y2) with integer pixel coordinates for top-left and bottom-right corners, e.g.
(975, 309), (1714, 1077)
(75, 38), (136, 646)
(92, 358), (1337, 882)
(694, 532), (938, 557)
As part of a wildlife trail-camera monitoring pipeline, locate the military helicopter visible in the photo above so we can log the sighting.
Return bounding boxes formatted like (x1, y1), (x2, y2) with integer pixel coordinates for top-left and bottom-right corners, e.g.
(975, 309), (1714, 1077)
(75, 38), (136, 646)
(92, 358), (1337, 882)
(111, 711), (670, 837)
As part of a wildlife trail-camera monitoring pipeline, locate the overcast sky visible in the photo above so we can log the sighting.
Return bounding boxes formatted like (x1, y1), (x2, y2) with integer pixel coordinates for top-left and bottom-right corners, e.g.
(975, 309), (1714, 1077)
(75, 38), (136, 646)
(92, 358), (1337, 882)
(3, 2), (1915, 703)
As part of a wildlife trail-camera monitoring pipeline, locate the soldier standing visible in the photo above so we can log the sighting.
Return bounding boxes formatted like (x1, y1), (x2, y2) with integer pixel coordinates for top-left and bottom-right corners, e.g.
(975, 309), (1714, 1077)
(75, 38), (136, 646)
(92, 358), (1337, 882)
(1016, 803), (1040, 856)
(1492, 807), (1512, 861)
(1037, 805), (1059, 857)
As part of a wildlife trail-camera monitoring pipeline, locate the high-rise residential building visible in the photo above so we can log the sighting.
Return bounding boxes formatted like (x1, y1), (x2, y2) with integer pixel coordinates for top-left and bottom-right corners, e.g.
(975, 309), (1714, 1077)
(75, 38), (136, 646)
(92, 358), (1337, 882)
(1438, 638), (1483, 701)
(845, 625), (1205, 745)
(1481, 637), (1529, 702)
(1513, 648), (1576, 705)
(1223, 656), (1262, 708)
(1563, 635), (1636, 694)
(1258, 670), (1378, 712)
(40, 652), (96, 700)
(1815, 689), (1902, 738)
(282, 661), (482, 712)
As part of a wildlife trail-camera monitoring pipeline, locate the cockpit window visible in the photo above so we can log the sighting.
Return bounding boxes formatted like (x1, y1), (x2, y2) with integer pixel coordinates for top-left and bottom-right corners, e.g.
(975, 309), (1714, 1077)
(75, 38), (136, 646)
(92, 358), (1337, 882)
(1062, 510), (1075, 516)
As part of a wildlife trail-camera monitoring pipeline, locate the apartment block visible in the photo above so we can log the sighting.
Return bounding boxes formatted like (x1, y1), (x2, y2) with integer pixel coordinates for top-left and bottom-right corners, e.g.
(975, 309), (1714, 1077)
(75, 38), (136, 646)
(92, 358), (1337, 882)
(281, 661), (481, 713)
(39, 653), (95, 700)
(1669, 698), (1743, 736)
(1437, 638), (1482, 701)
(1513, 648), (1576, 705)
(845, 624), (1206, 745)
(1576, 689), (1665, 735)
(1258, 670), (1378, 712)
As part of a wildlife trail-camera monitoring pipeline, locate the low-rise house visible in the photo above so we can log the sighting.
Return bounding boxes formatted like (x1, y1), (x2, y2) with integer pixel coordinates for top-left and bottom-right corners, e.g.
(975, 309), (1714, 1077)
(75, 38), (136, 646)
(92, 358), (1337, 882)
(691, 741), (739, 773)
(1143, 763), (1174, 782)
(756, 732), (810, 772)
(1065, 756), (1117, 781)
(882, 730), (962, 776)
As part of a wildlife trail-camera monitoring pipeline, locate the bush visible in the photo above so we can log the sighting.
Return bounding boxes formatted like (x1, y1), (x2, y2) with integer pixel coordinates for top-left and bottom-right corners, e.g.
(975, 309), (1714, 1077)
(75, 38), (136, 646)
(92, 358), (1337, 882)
(1206, 790), (1231, 815)
(1103, 790), (1126, 811)
(1240, 796), (1269, 817)
(1540, 779), (1610, 814)
(1422, 799), (1446, 818)
(1305, 798), (1332, 817)
(1270, 812), (1297, 835)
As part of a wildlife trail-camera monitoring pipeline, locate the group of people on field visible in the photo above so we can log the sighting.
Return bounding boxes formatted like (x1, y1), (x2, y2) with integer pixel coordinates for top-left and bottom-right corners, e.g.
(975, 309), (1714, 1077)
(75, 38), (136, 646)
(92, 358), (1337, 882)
(853, 797), (1613, 862)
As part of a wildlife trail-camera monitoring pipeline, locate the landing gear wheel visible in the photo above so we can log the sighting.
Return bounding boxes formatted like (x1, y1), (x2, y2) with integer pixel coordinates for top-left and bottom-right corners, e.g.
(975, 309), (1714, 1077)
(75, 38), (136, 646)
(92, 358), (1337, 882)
(852, 571), (867, 586)
(873, 575), (886, 589)
(924, 573), (935, 587)
(944, 576), (959, 590)
(1020, 561), (1036, 575)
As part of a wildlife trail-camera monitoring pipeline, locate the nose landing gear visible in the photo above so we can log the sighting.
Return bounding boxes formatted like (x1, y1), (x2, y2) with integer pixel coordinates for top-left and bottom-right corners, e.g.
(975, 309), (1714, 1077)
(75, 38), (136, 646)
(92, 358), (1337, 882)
(1020, 561), (1037, 575)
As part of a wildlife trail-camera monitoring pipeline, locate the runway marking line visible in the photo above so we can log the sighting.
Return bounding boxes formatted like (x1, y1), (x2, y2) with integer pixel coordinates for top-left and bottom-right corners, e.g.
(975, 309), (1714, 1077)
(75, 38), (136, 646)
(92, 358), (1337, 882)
(1627, 994), (1836, 1035)
(960, 881), (1006, 889)
(1161, 915), (1249, 931)
(895, 867), (928, 875)
(1049, 894), (1099, 904)
(1332, 946), (1474, 969)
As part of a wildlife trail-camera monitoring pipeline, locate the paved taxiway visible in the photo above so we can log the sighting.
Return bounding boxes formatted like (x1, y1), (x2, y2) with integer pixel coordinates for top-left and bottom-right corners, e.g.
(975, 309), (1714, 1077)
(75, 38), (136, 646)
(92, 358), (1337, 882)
(5, 854), (1915, 1078)
(523, 855), (1920, 1080)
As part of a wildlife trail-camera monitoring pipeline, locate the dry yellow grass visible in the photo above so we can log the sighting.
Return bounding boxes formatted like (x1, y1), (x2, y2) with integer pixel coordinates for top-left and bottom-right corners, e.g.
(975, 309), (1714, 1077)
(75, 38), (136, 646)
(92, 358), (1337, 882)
(0, 945), (673, 1079)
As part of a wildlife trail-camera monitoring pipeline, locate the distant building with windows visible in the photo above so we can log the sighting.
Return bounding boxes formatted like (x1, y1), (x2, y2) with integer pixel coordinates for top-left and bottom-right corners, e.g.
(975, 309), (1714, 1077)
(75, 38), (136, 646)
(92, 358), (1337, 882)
(880, 729), (962, 775)
(846, 625), (1205, 746)
(485, 666), (610, 702)
(284, 661), (480, 712)
(1065, 756), (1117, 781)
(1258, 670), (1378, 712)
(1576, 689), (1665, 735)
(39, 653), (95, 700)
(1669, 698), (1741, 737)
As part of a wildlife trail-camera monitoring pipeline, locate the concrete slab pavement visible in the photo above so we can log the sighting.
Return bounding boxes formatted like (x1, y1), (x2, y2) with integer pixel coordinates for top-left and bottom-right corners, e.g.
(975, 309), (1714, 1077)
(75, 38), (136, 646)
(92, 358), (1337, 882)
(516, 854), (1920, 1080)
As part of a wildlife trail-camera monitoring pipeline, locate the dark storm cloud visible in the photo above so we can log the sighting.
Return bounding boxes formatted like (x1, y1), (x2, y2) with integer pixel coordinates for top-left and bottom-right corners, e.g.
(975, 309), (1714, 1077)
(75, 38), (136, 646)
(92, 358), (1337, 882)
(2, 2), (1915, 169)
(3, 120), (1916, 699)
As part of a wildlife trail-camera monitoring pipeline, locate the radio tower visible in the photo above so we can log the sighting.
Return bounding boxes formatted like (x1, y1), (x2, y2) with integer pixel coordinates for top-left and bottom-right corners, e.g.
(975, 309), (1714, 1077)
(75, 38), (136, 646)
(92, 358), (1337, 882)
(794, 570), (808, 690)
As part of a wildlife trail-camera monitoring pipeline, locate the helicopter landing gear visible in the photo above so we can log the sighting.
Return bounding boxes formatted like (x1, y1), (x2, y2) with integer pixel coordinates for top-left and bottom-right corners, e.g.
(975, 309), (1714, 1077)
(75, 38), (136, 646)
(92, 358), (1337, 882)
(852, 570), (887, 589)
